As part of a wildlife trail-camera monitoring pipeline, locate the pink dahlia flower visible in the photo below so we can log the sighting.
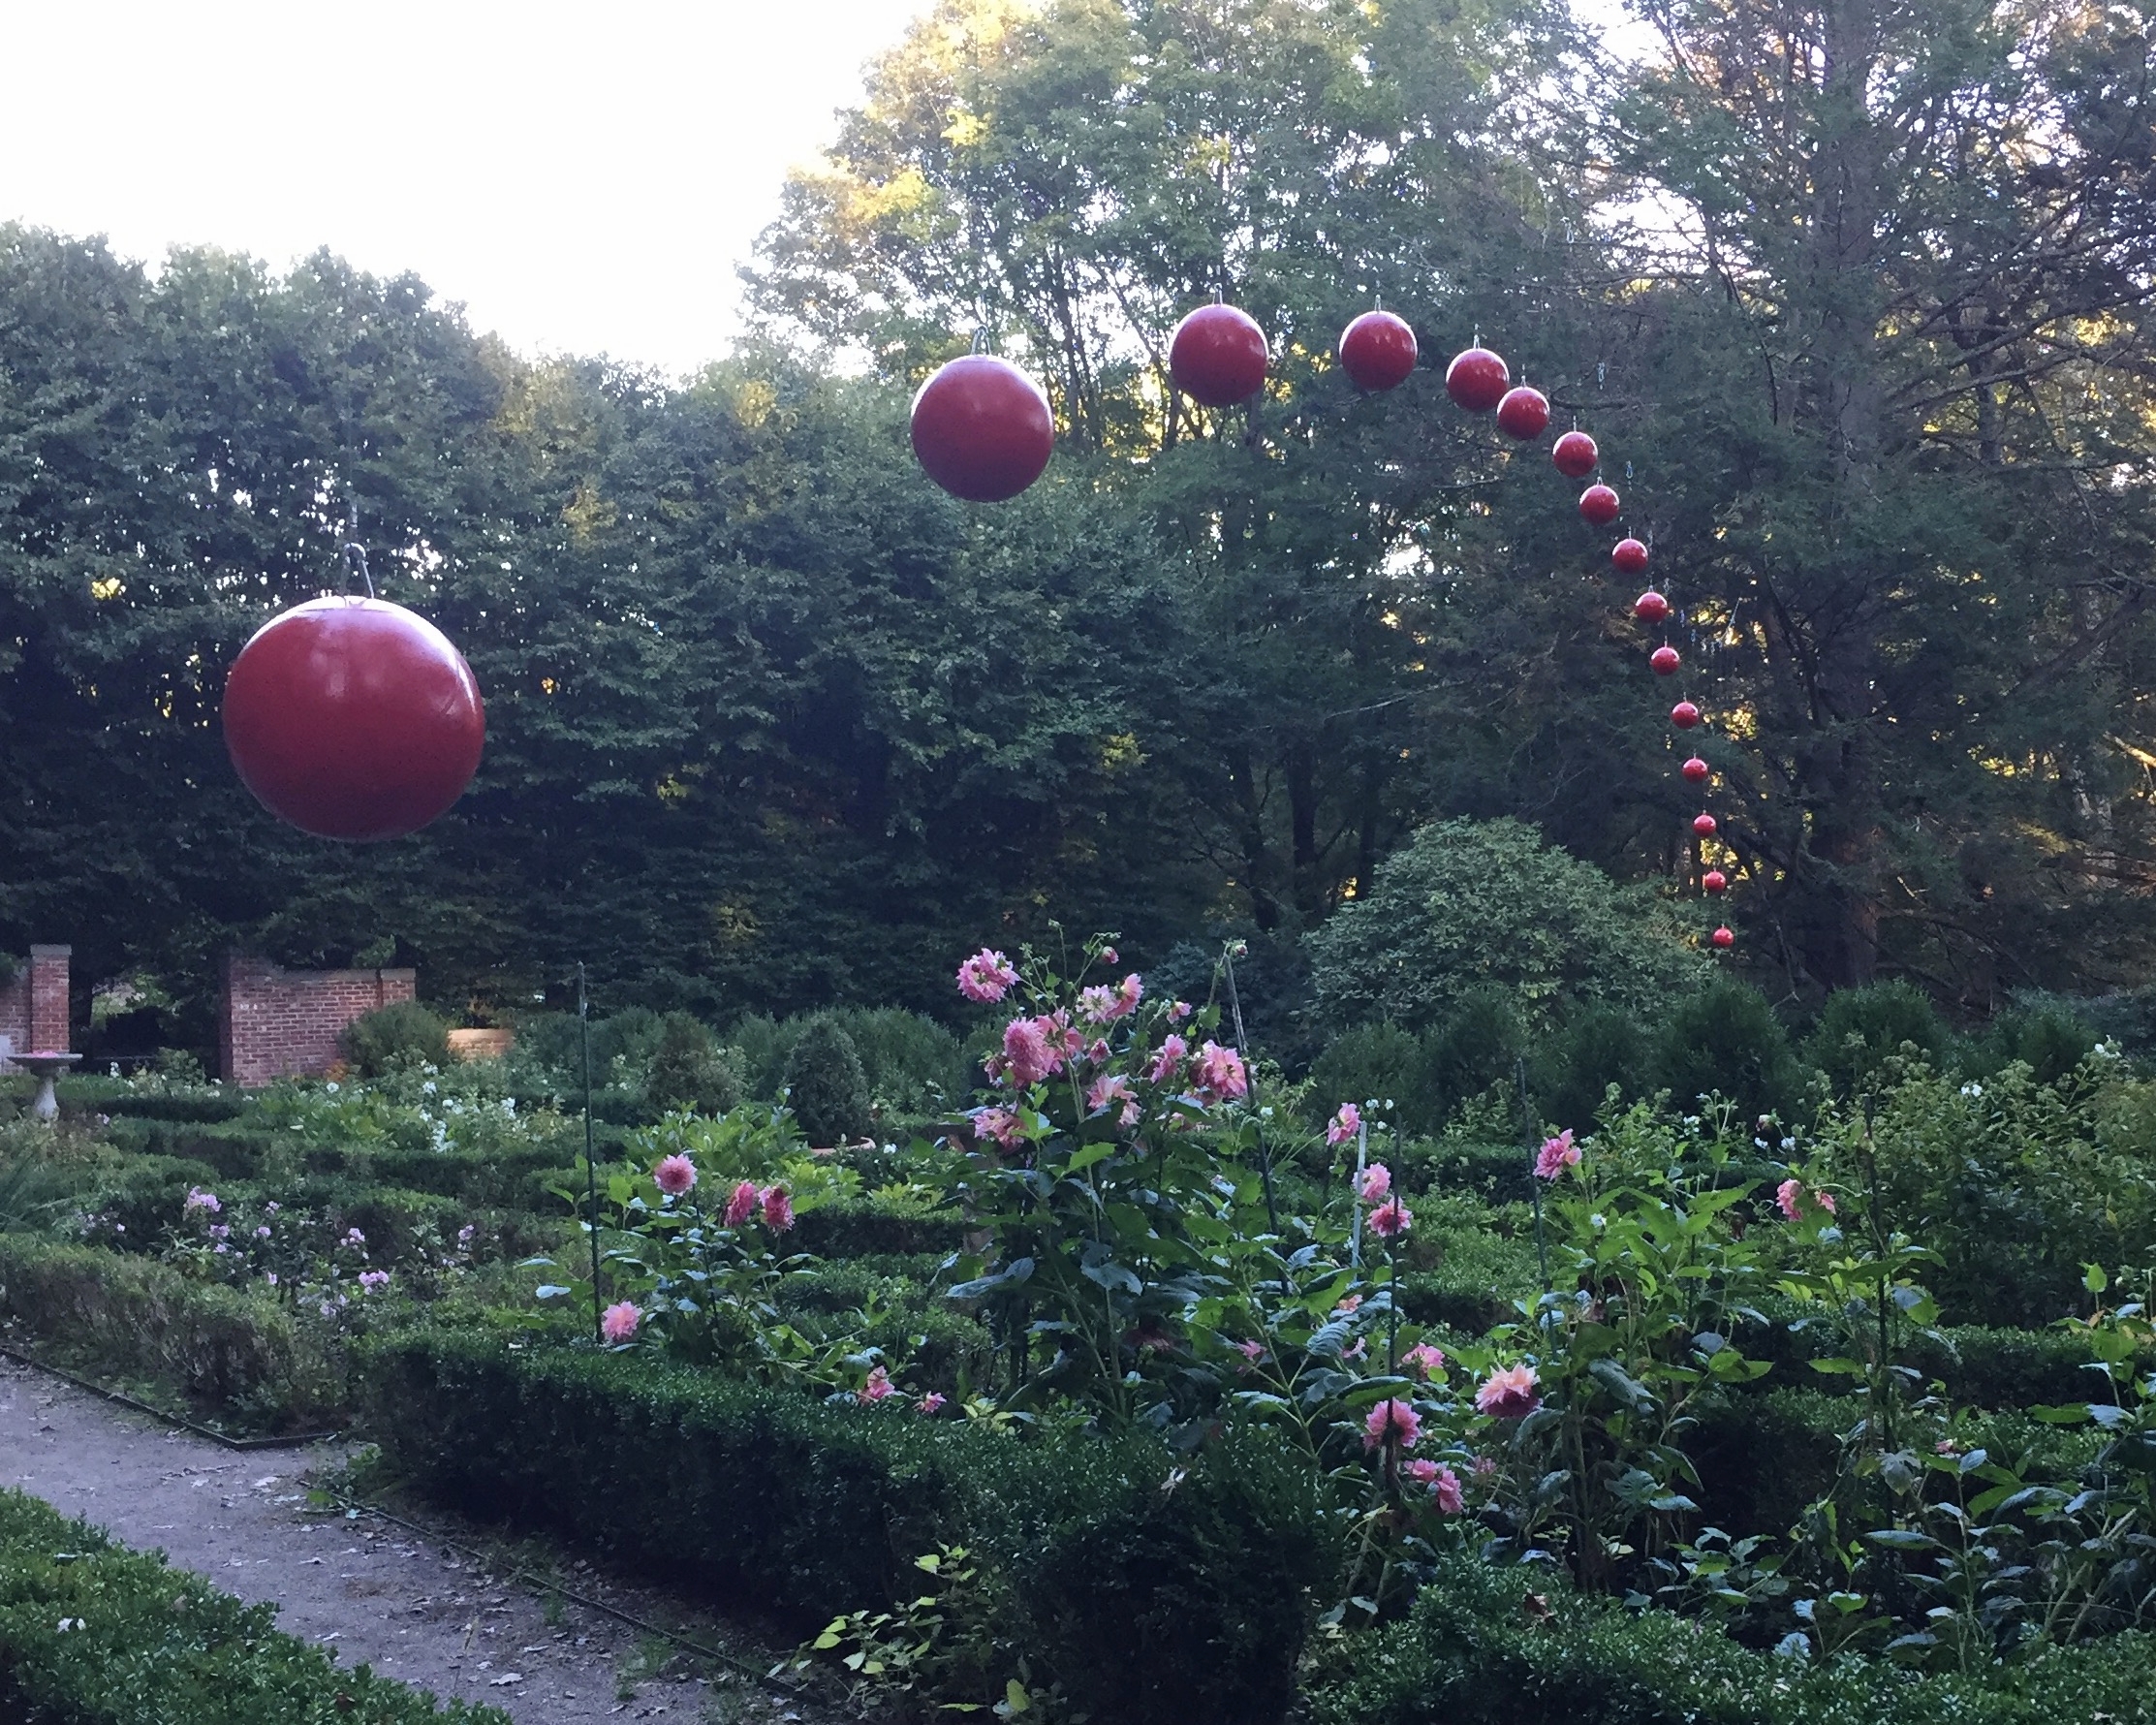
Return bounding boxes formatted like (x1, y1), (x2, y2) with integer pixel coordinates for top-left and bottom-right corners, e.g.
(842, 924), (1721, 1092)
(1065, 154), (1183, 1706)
(1002, 1016), (1062, 1087)
(1475, 1363), (1542, 1420)
(601, 1301), (641, 1344)
(653, 1154), (697, 1197)
(1363, 1398), (1422, 1452)
(972, 1106), (1027, 1149)
(1402, 1341), (1447, 1379)
(1327, 1102), (1362, 1147)
(1078, 985), (1120, 1023)
(1534, 1130), (1580, 1180)
(1777, 1177), (1836, 1220)
(1233, 1338), (1265, 1372)
(1148, 1034), (1189, 1085)
(1085, 1073), (1140, 1126)
(1196, 1041), (1248, 1102)
(917, 1392), (948, 1415)
(858, 1365), (894, 1404)
(1358, 1161), (1391, 1203)
(1431, 1463), (1465, 1514)
(956, 948), (1018, 1003)
(724, 1180), (760, 1227)
(1169, 1000), (1192, 1022)
(762, 1185), (795, 1232)
(1368, 1198), (1412, 1239)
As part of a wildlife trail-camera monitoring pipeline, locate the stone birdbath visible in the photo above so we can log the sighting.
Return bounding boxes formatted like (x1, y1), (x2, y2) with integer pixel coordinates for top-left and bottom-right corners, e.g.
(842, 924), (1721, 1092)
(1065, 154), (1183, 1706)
(16, 1051), (80, 1124)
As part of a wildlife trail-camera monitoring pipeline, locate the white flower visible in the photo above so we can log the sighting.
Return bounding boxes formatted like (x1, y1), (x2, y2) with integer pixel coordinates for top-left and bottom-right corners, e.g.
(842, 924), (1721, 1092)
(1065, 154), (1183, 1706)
(1960, 1082), (1983, 1098)
(325, 1082), (339, 1093)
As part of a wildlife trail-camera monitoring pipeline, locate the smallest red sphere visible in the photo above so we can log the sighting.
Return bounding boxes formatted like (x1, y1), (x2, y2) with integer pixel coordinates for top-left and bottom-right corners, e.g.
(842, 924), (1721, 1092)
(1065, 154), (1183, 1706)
(1672, 701), (1702, 730)
(1693, 812), (1718, 836)
(1711, 925), (1735, 949)
(1580, 485), (1621, 526)
(1445, 347), (1510, 412)
(1495, 386), (1550, 440)
(1703, 869), (1728, 894)
(1635, 589), (1671, 625)
(1552, 430), (1599, 479)
(1681, 755), (1710, 784)
(1650, 645), (1681, 676)
(1612, 537), (1649, 576)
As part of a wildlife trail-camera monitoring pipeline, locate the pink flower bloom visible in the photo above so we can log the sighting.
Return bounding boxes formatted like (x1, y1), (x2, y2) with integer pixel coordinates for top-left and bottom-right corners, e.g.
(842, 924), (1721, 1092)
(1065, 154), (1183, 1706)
(724, 1180), (760, 1227)
(1196, 1041), (1248, 1102)
(1233, 1338), (1265, 1373)
(1148, 1034), (1188, 1084)
(1475, 1363), (1542, 1420)
(1404, 1458), (1440, 1487)
(1116, 973), (1142, 1015)
(971, 1106), (1027, 1149)
(1358, 1162), (1391, 1203)
(1431, 1463), (1465, 1514)
(1327, 1102), (1362, 1147)
(1368, 1198), (1412, 1239)
(184, 1187), (220, 1214)
(1343, 1336), (1368, 1362)
(1085, 1073), (1140, 1127)
(1078, 985), (1120, 1023)
(918, 1392), (947, 1415)
(1363, 1398), (1422, 1452)
(1001, 1016), (1062, 1086)
(1471, 1455), (1498, 1480)
(359, 1270), (391, 1295)
(1777, 1179), (1835, 1220)
(1084, 1038), (1109, 1066)
(653, 1154), (697, 1197)
(858, 1365), (894, 1404)
(956, 948), (1018, 1003)
(762, 1185), (795, 1232)
(344, 1228), (366, 1246)
(1402, 1341), (1447, 1379)
(1099, 947), (1118, 965)
(601, 1301), (641, 1344)
(1818, 1188), (1837, 1214)
(255, 1225), (270, 1239)
(1534, 1130), (1580, 1180)
(1170, 1000), (1192, 1022)
(1335, 1293), (1363, 1314)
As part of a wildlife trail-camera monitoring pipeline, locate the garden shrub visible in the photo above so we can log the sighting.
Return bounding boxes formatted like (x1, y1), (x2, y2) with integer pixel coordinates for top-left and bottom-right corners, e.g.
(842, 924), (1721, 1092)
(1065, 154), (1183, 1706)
(1651, 979), (1808, 1123)
(1973, 1004), (2099, 1085)
(641, 1012), (743, 1116)
(1529, 1003), (1654, 1134)
(1305, 817), (1709, 1033)
(0, 1489), (503, 1724)
(1802, 980), (1954, 1095)
(358, 1329), (1336, 1724)
(784, 1016), (873, 1145)
(338, 1000), (451, 1076)
(1308, 1022), (1422, 1126)
(1413, 988), (1524, 1130)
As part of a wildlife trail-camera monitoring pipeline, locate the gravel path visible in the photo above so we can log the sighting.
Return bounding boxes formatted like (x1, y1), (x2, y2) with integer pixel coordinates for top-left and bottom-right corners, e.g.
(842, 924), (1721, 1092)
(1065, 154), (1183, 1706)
(0, 1358), (839, 1724)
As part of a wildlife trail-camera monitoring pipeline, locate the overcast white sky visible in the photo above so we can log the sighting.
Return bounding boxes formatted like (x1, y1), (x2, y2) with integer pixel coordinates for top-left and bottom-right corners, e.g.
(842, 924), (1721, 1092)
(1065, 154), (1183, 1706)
(0, 1), (913, 378)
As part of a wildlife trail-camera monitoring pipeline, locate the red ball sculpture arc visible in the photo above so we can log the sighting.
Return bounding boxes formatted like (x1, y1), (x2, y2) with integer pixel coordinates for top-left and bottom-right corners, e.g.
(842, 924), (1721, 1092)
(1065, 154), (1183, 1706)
(910, 355), (1055, 503)
(223, 597), (485, 842)
(1672, 701), (1702, 730)
(1552, 430), (1598, 479)
(1612, 537), (1649, 576)
(1650, 645), (1680, 676)
(1681, 755), (1710, 784)
(1495, 386), (1549, 440)
(1444, 346), (1510, 412)
(1339, 310), (1418, 392)
(1634, 589), (1671, 625)
(1171, 303), (1270, 407)
(1711, 925), (1735, 949)
(1580, 485), (1621, 526)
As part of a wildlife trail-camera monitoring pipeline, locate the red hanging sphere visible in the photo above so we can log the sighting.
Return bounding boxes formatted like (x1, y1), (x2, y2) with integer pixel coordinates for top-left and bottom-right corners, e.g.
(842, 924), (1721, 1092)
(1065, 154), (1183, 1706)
(1703, 869), (1728, 894)
(1444, 346), (1510, 412)
(1711, 925), (1735, 949)
(1672, 701), (1702, 730)
(1693, 812), (1718, 836)
(1339, 310), (1418, 392)
(1552, 430), (1599, 479)
(1681, 755), (1710, 784)
(1495, 386), (1550, 440)
(1634, 589), (1671, 625)
(1650, 645), (1681, 675)
(1580, 485), (1621, 526)
(1170, 303), (1269, 407)
(1612, 537), (1649, 576)
(223, 597), (485, 842)
(909, 356), (1054, 502)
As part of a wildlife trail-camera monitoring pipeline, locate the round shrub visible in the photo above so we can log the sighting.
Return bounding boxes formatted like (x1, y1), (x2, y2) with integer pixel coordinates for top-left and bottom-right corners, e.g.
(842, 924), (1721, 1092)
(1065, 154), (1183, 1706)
(1802, 979), (1953, 1093)
(1530, 1004), (1654, 1134)
(642, 1012), (743, 1116)
(1308, 1022), (1422, 1123)
(338, 1000), (449, 1076)
(1652, 979), (1807, 1124)
(1414, 988), (1524, 1130)
(1980, 1003), (2098, 1085)
(785, 1017), (873, 1145)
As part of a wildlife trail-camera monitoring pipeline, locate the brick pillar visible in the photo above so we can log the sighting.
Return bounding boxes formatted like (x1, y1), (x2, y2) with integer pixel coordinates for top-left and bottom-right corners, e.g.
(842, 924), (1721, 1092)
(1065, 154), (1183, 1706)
(27, 946), (69, 1052)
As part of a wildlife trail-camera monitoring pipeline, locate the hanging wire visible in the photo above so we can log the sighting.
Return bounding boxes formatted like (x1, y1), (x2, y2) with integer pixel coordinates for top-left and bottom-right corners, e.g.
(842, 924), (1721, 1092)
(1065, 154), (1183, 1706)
(341, 502), (376, 599)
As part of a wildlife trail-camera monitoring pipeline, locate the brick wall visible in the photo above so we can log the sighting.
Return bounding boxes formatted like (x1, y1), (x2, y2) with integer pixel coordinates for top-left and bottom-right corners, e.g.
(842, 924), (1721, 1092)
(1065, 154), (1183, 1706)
(220, 956), (417, 1087)
(0, 947), (69, 1068)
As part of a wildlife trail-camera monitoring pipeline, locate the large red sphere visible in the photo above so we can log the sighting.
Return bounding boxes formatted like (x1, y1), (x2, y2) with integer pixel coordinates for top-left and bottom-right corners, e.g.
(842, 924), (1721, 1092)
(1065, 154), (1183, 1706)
(1339, 310), (1418, 392)
(1672, 701), (1702, 730)
(910, 356), (1054, 502)
(1711, 925), (1735, 949)
(1612, 537), (1649, 576)
(1495, 386), (1550, 440)
(1693, 812), (1719, 836)
(1580, 485), (1621, 525)
(1703, 869), (1728, 894)
(1171, 303), (1269, 407)
(1681, 755), (1710, 784)
(1650, 645), (1681, 676)
(1444, 347), (1510, 412)
(1634, 589), (1671, 625)
(224, 597), (484, 842)
(1552, 430), (1599, 479)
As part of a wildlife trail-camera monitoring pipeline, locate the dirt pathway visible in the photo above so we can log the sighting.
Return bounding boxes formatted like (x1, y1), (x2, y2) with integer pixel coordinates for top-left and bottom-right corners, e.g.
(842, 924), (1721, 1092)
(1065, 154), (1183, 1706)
(0, 1358), (838, 1724)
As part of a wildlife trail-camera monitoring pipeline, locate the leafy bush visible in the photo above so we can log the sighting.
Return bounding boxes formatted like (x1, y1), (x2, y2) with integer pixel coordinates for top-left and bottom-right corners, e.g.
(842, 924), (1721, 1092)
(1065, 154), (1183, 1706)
(1529, 1004), (1655, 1134)
(1414, 988), (1524, 1129)
(785, 1017), (874, 1145)
(1803, 980), (1954, 1095)
(1305, 817), (1709, 1033)
(1651, 979), (1808, 1123)
(359, 1329), (1335, 1725)
(1973, 1004), (2099, 1086)
(1309, 1022), (1422, 1123)
(641, 1011), (743, 1115)
(0, 1489), (504, 1724)
(338, 1000), (450, 1076)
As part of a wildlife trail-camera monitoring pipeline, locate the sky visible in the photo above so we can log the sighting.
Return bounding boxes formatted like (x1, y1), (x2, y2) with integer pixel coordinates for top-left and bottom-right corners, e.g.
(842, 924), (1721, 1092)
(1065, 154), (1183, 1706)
(0, 0), (915, 378)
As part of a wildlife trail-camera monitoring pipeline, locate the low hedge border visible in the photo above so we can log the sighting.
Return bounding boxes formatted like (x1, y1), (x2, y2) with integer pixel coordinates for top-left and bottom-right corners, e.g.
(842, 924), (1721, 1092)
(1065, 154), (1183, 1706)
(357, 1328), (1336, 1724)
(0, 1488), (503, 1723)
(1302, 1552), (2156, 1725)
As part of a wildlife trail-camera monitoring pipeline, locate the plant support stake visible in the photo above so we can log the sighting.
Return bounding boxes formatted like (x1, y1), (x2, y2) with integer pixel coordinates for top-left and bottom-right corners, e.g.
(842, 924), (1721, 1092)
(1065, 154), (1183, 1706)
(1519, 1057), (1548, 1291)
(579, 960), (602, 1344)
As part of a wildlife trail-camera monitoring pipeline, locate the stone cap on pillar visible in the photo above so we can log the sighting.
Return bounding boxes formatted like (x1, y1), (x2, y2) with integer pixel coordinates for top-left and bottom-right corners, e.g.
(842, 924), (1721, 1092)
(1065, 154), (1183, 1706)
(28, 945), (70, 957)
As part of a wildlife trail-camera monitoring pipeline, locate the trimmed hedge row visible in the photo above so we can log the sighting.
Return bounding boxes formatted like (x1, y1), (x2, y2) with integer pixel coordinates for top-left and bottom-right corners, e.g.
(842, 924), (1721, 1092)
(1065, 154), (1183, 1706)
(0, 1238), (337, 1430)
(0, 1489), (502, 1723)
(118, 1122), (578, 1210)
(1303, 1553), (2156, 1725)
(358, 1329), (1335, 1724)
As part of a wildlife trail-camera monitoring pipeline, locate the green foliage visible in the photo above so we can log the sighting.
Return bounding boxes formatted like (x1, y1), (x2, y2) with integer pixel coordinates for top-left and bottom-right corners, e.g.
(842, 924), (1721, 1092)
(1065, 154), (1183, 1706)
(338, 1000), (450, 1077)
(0, 1489), (507, 1725)
(1414, 988), (1525, 1131)
(1804, 982), (1955, 1096)
(1309, 1023), (1422, 1122)
(1652, 980), (1809, 1125)
(641, 1011), (742, 1116)
(784, 1017), (874, 1145)
(1530, 1005), (1656, 1135)
(1974, 1007), (2100, 1087)
(1306, 820), (1709, 1035)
